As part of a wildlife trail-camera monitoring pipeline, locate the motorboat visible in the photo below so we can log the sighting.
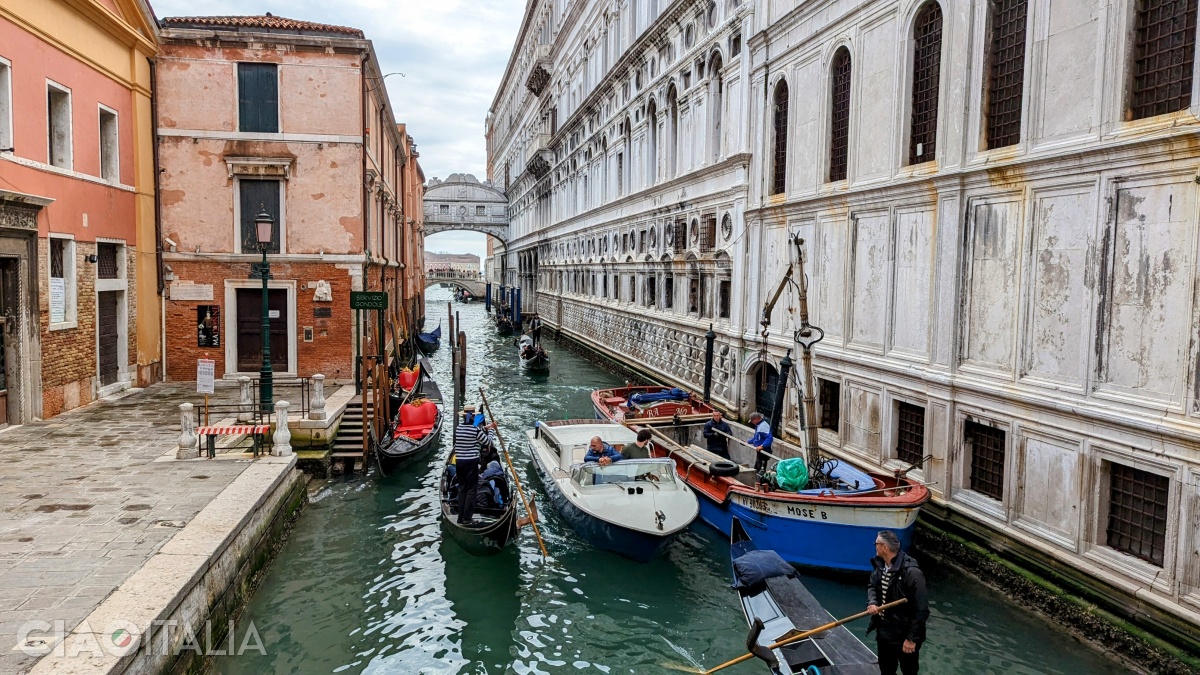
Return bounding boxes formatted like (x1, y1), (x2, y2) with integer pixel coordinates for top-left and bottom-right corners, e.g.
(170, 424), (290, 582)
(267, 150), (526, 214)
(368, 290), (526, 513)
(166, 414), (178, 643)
(591, 384), (716, 423)
(524, 420), (698, 562)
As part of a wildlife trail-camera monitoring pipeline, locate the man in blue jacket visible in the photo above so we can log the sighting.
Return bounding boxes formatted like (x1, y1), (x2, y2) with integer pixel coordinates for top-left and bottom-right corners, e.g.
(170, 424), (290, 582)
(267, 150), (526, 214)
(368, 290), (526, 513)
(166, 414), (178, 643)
(584, 436), (624, 465)
(747, 411), (773, 477)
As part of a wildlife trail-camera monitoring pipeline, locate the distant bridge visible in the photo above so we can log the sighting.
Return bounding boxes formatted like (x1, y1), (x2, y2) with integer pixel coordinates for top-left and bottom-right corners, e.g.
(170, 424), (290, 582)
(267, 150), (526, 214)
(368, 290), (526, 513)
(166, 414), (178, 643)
(425, 270), (486, 298)
(424, 173), (509, 244)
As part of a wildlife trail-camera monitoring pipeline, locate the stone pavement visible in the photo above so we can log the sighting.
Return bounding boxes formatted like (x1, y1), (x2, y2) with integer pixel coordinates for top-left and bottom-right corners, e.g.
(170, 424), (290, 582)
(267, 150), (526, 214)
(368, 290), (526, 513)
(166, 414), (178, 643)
(0, 383), (257, 675)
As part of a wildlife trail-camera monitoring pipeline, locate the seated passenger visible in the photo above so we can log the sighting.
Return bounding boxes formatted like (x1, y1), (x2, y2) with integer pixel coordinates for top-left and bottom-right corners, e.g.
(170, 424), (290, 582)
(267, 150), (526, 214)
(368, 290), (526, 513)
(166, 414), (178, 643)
(584, 436), (624, 466)
(475, 460), (507, 509)
(623, 428), (655, 459)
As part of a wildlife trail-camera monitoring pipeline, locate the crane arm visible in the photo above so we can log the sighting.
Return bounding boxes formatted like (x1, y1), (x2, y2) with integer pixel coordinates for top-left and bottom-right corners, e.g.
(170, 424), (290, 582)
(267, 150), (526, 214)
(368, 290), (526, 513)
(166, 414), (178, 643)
(759, 265), (794, 338)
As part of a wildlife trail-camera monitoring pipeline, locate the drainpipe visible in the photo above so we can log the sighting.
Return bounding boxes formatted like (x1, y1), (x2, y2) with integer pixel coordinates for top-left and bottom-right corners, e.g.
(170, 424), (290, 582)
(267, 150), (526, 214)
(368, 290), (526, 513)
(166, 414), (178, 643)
(150, 57), (166, 382)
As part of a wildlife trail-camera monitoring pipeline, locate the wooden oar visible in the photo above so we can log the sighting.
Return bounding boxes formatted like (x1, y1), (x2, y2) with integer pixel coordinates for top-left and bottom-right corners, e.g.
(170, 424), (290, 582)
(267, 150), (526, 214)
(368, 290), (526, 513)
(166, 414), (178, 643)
(664, 598), (907, 674)
(479, 387), (549, 561)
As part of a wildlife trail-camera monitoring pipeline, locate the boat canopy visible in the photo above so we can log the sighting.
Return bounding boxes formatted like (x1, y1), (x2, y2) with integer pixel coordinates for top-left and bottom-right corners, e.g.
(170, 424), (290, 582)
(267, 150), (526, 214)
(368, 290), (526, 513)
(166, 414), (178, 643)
(628, 388), (689, 407)
(794, 459), (878, 495)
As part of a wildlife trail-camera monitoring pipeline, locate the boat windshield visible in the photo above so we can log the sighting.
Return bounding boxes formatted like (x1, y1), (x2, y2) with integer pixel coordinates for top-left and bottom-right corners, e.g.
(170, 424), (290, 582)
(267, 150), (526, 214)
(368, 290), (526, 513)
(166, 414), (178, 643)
(572, 459), (676, 487)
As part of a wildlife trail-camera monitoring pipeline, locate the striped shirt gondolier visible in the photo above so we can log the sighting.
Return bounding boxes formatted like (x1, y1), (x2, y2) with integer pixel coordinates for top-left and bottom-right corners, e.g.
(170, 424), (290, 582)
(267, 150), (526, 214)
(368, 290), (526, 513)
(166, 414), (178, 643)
(453, 423), (493, 461)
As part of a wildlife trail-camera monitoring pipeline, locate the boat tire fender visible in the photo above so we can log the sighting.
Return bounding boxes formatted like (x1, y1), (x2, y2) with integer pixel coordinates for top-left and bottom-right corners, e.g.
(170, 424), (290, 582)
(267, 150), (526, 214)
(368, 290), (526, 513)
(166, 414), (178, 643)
(711, 460), (740, 477)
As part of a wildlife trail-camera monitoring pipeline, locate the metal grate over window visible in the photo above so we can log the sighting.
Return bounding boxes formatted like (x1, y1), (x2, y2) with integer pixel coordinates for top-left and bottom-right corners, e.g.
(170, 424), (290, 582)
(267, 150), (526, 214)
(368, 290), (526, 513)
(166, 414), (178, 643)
(909, 2), (943, 165)
(97, 243), (119, 279)
(966, 420), (1006, 500)
(771, 82), (789, 195)
(1131, 0), (1197, 119)
(819, 378), (841, 431)
(673, 219), (688, 254)
(50, 239), (65, 278)
(1106, 463), (1170, 566)
(896, 402), (925, 466)
(700, 216), (717, 252)
(829, 48), (852, 182)
(986, 0), (1028, 148)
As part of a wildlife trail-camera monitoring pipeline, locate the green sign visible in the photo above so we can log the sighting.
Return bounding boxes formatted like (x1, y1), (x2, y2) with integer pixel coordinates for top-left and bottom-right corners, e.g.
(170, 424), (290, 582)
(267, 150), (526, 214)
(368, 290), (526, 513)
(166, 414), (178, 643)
(350, 291), (388, 310)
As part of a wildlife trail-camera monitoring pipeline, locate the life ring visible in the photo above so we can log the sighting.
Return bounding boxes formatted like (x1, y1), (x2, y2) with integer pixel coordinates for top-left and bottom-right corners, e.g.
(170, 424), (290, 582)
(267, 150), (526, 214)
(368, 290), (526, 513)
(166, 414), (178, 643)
(710, 460), (740, 477)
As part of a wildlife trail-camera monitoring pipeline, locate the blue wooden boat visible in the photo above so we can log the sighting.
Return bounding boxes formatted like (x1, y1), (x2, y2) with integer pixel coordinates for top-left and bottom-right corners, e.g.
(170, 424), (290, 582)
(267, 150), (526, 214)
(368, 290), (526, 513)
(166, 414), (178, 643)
(524, 420), (698, 562)
(416, 324), (441, 355)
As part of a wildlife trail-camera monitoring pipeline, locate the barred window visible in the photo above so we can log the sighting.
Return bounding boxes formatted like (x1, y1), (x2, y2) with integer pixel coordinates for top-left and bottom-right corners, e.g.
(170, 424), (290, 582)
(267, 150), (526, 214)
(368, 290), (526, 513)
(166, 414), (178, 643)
(700, 215), (717, 252)
(818, 378), (841, 431)
(50, 239), (65, 279)
(1106, 463), (1169, 566)
(771, 81), (789, 195)
(896, 402), (925, 466)
(718, 279), (730, 318)
(1130, 0), (1197, 119)
(965, 420), (1006, 501)
(689, 276), (699, 314)
(829, 48), (852, 182)
(97, 243), (119, 279)
(909, 2), (943, 165)
(986, 0), (1029, 148)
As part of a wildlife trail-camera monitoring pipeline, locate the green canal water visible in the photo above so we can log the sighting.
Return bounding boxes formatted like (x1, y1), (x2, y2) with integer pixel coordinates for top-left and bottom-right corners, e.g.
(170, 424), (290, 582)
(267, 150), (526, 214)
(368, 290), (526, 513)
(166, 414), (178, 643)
(211, 286), (1128, 674)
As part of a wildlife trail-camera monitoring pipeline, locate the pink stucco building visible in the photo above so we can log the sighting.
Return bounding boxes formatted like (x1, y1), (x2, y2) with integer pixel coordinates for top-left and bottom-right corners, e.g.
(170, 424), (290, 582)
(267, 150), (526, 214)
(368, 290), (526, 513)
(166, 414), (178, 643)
(155, 15), (423, 383)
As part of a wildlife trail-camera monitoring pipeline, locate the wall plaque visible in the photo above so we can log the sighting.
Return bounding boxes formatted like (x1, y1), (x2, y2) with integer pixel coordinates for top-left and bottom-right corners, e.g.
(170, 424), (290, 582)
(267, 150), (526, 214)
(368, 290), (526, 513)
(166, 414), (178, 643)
(171, 282), (214, 301)
(313, 307), (332, 318)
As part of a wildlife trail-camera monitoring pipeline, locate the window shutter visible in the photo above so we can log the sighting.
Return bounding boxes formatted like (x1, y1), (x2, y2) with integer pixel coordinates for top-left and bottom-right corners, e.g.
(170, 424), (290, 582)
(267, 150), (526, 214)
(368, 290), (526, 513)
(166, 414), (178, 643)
(240, 180), (281, 254)
(238, 64), (279, 133)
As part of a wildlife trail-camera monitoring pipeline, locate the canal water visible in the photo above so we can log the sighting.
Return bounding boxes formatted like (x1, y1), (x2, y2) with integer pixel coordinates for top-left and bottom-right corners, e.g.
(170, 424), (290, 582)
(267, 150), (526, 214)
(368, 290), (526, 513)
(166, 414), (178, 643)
(212, 286), (1128, 674)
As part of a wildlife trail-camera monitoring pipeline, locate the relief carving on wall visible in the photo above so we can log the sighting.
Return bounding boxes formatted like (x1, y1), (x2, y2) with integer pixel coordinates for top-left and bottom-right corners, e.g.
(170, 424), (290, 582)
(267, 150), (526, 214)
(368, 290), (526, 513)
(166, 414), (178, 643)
(313, 280), (333, 302)
(0, 203), (40, 231)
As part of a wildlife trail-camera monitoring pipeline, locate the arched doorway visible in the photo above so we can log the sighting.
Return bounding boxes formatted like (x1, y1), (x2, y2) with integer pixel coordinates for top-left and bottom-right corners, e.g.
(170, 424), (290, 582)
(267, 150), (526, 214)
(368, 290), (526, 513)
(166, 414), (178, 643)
(751, 362), (778, 419)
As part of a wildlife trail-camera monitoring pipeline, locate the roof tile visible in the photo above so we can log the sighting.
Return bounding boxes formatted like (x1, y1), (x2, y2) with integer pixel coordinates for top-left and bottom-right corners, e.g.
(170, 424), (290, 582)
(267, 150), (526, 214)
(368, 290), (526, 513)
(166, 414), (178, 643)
(161, 14), (365, 39)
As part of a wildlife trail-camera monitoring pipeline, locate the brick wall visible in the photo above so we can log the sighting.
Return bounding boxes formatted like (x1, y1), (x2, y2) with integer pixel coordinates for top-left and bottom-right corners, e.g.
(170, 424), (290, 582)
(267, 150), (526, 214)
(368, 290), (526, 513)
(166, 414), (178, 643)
(39, 239), (96, 418)
(165, 259), (355, 382)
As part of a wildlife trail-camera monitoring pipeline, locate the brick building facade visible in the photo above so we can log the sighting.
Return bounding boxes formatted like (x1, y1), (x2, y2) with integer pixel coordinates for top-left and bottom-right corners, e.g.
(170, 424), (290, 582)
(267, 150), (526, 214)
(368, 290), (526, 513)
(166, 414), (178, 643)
(156, 15), (424, 383)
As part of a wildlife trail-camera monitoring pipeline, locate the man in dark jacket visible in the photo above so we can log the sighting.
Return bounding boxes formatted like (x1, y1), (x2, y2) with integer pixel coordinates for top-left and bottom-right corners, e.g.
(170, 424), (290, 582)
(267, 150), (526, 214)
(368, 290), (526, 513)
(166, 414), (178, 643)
(702, 410), (733, 459)
(867, 530), (928, 675)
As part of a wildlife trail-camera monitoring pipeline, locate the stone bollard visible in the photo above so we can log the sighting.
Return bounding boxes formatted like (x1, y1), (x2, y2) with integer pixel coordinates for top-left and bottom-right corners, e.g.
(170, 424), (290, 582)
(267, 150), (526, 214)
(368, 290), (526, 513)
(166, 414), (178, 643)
(272, 400), (292, 457)
(309, 374), (327, 421)
(237, 376), (252, 422)
(177, 403), (197, 460)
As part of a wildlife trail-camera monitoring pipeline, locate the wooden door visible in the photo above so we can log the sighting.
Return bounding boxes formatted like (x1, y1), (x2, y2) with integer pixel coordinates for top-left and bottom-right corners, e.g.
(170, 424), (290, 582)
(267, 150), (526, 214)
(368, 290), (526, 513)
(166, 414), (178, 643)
(0, 317), (7, 426)
(754, 363), (778, 419)
(236, 288), (288, 372)
(97, 291), (119, 386)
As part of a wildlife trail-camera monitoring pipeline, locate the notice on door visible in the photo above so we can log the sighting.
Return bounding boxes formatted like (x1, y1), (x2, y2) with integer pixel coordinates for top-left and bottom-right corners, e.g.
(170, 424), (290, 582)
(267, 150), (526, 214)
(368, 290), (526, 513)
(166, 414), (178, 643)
(196, 359), (216, 394)
(49, 277), (66, 323)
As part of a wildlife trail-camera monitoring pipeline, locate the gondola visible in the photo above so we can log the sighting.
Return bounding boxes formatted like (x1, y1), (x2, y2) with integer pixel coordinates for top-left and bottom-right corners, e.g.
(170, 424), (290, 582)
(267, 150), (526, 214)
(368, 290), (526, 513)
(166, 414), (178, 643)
(517, 334), (550, 373)
(416, 324), (441, 355)
(375, 372), (444, 477)
(495, 315), (515, 336)
(439, 447), (520, 556)
(731, 518), (878, 674)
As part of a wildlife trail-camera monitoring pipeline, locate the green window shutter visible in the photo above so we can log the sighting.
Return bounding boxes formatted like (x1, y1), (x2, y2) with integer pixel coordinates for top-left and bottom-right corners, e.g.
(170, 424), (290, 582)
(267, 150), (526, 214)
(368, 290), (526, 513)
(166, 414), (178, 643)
(240, 180), (282, 254)
(237, 63), (279, 133)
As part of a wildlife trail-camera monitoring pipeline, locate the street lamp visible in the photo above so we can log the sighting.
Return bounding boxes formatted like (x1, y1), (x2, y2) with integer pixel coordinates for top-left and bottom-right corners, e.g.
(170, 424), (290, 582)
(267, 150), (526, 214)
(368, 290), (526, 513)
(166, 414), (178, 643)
(254, 206), (274, 413)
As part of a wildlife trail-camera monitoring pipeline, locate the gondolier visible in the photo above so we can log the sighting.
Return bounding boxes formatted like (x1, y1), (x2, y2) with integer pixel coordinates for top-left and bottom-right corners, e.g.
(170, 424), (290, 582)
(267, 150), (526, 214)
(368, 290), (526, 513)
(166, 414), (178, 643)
(454, 406), (497, 524)
(867, 529), (929, 675)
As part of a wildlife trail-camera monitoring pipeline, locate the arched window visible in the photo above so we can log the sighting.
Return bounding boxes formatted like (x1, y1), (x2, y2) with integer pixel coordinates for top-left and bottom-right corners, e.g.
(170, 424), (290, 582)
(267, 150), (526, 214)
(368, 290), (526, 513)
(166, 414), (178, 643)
(909, 2), (943, 165)
(622, 118), (633, 194)
(829, 47), (852, 182)
(645, 103), (657, 185)
(666, 86), (680, 177)
(1130, 0), (1197, 119)
(771, 80), (789, 195)
(985, 0), (1028, 149)
(710, 53), (725, 163)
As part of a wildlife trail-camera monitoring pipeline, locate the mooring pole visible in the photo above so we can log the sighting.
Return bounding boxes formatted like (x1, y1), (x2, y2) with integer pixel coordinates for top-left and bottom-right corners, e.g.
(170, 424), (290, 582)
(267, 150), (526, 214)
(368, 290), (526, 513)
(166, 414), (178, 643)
(703, 324), (716, 403)
(514, 288), (522, 328)
(457, 331), (467, 406)
(770, 350), (793, 441)
(485, 282), (492, 313)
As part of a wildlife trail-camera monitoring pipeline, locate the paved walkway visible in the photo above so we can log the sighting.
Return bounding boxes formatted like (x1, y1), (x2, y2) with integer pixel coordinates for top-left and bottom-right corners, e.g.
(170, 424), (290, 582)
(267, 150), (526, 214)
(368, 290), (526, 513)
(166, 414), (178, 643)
(0, 383), (257, 675)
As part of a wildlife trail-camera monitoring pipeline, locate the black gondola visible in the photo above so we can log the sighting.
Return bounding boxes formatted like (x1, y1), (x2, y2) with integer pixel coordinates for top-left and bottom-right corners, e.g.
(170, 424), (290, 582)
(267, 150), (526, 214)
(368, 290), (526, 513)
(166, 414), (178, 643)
(439, 450), (519, 556)
(376, 373), (445, 477)
(730, 518), (878, 675)
(495, 315), (515, 336)
(416, 324), (441, 355)
(517, 334), (550, 373)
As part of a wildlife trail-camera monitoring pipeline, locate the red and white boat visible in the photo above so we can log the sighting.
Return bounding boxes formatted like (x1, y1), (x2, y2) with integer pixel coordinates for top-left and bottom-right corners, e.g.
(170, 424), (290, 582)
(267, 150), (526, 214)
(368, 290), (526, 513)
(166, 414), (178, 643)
(590, 384), (716, 422)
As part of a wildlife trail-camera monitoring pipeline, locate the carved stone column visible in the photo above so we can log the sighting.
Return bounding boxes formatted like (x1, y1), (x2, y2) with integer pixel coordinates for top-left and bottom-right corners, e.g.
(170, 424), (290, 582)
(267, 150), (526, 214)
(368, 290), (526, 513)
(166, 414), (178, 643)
(272, 400), (292, 457)
(177, 403), (197, 460)
(309, 374), (326, 421)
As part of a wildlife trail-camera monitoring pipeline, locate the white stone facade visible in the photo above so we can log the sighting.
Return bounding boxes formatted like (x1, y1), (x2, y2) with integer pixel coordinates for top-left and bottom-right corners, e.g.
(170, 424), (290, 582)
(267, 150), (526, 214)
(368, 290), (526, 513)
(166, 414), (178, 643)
(487, 0), (1200, 637)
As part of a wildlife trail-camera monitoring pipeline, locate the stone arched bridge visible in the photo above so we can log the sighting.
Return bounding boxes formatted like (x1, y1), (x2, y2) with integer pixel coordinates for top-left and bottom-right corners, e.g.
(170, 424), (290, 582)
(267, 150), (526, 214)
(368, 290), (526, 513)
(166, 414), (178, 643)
(424, 173), (509, 245)
(425, 270), (486, 298)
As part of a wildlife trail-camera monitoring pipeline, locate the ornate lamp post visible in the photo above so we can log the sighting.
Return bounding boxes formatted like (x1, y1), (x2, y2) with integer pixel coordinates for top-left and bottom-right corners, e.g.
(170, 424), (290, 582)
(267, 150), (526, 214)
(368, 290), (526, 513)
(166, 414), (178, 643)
(254, 207), (274, 413)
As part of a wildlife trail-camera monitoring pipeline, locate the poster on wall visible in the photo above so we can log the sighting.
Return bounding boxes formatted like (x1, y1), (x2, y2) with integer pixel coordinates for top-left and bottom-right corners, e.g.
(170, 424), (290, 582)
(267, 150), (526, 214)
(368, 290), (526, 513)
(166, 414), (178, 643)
(197, 305), (220, 347)
(49, 277), (65, 323)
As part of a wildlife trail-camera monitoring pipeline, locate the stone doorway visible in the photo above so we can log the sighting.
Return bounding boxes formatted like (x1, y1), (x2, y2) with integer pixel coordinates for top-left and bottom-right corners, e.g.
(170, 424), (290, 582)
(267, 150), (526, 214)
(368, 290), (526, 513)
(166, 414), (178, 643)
(97, 291), (120, 386)
(235, 288), (288, 373)
(751, 362), (778, 419)
(0, 258), (16, 425)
